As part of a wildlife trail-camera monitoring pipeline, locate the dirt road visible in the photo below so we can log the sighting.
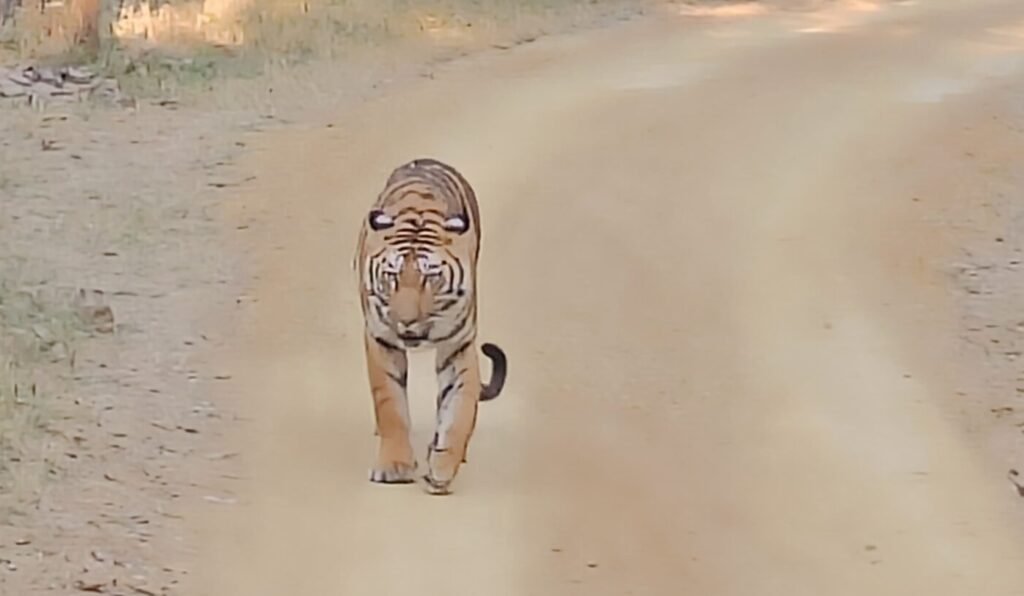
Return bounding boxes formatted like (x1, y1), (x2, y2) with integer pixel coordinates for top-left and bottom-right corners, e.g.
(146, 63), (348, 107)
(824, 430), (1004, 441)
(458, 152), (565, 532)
(191, 1), (1024, 594)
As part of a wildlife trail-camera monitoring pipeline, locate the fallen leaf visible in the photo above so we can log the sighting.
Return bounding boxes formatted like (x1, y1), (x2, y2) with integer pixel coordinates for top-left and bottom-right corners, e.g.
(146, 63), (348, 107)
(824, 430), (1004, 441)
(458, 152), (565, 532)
(1010, 469), (1024, 498)
(205, 451), (239, 460)
(73, 580), (107, 593)
(76, 305), (115, 333)
(991, 407), (1015, 418)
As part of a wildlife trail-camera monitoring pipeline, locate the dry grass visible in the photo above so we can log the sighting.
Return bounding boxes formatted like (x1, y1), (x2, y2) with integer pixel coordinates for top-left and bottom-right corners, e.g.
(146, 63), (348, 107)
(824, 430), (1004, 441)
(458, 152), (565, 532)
(0, 281), (95, 519)
(3, 0), (650, 94)
(0, 0), (99, 63)
(107, 0), (643, 49)
(237, 0), (640, 55)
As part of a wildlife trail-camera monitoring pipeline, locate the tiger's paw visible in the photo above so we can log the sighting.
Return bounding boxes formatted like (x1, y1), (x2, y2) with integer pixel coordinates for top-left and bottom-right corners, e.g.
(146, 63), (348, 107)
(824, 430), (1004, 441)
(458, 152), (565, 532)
(423, 447), (461, 495)
(422, 473), (453, 495)
(369, 460), (418, 484)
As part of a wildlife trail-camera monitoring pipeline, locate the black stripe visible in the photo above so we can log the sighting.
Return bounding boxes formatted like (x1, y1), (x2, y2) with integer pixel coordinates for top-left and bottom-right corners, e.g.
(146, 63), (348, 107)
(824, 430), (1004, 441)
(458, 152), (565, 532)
(372, 302), (387, 323)
(380, 178), (423, 200)
(453, 258), (465, 293)
(437, 340), (471, 373)
(433, 171), (462, 206)
(433, 165), (475, 232)
(384, 175), (433, 196)
(448, 261), (460, 295)
(441, 261), (456, 294)
(434, 298), (459, 312)
(387, 370), (408, 389)
(393, 226), (441, 236)
(417, 167), (460, 214)
(388, 235), (442, 247)
(374, 336), (402, 352)
(385, 223), (444, 247)
(437, 380), (461, 409)
(387, 234), (439, 243)
(434, 308), (471, 343)
(407, 232), (442, 243)
(368, 256), (381, 290)
(442, 295), (472, 324)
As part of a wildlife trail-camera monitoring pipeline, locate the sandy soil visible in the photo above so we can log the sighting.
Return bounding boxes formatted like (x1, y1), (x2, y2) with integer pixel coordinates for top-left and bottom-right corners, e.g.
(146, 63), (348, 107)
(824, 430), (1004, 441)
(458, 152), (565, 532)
(2, 0), (1024, 594)
(2, 4), (659, 592)
(190, 1), (1024, 594)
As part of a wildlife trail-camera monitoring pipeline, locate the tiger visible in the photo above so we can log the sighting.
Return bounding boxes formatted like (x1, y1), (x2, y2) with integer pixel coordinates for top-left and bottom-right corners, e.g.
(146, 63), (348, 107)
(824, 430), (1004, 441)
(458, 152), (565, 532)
(353, 157), (508, 495)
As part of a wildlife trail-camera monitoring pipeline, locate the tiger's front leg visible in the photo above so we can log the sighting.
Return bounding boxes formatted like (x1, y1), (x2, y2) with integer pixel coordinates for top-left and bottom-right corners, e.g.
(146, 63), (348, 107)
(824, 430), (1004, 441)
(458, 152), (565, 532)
(363, 331), (417, 484)
(424, 341), (483, 495)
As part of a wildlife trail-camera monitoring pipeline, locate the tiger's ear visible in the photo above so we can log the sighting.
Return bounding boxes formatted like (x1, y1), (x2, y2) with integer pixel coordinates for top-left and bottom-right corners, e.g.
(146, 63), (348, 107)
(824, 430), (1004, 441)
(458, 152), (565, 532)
(369, 209), (395, 231)
(443, 214), (468, 234)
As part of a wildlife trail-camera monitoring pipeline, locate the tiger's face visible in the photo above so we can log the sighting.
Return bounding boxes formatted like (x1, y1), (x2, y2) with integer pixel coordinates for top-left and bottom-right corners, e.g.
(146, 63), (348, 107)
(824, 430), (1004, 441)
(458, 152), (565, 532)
(361, 204), (475, 349)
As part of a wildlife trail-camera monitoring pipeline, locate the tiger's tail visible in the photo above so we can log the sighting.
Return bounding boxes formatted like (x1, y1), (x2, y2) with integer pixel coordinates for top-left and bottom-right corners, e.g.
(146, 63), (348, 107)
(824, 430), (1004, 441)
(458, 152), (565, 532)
(480, 343), (507, 401)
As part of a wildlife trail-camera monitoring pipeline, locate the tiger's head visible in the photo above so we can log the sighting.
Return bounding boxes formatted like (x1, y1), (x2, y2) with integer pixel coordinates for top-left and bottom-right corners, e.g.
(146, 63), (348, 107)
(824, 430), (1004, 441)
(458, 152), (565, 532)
(360, 198), (476, 349)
